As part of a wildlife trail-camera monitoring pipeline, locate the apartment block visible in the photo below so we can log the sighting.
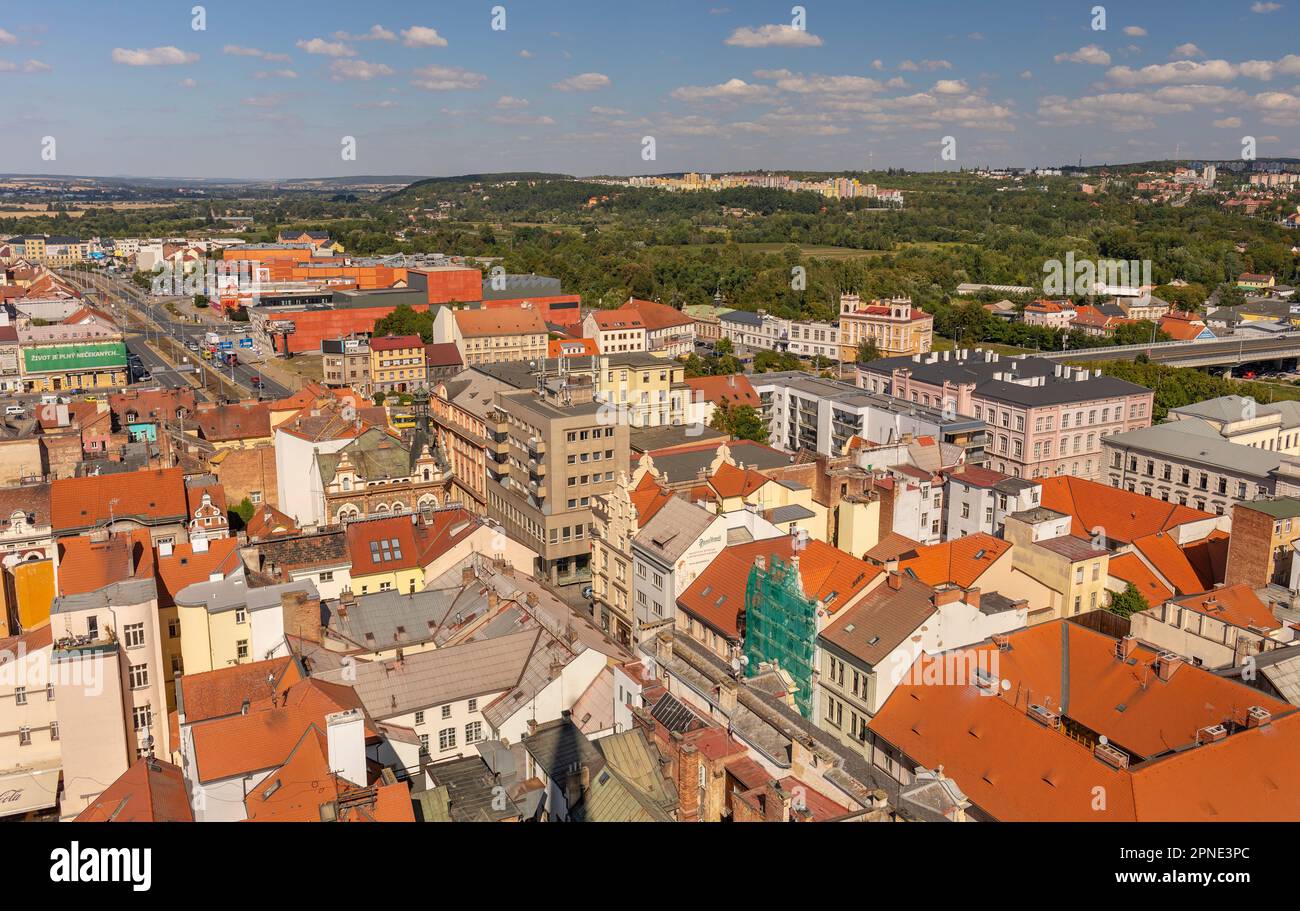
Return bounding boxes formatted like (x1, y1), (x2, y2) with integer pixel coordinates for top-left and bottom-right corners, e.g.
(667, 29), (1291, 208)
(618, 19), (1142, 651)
(486, 387), (629, 585)
(860, 349), (1153, 480)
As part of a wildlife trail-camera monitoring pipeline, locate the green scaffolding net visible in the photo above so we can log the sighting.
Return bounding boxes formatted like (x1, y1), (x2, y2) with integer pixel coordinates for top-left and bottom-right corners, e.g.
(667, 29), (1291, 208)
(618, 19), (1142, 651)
(743, 555), (817, 718)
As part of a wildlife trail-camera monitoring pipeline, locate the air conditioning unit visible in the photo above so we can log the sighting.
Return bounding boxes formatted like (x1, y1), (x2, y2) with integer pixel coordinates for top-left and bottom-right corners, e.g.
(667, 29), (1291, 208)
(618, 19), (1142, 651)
(1028, 703), (1060, 729)
(1094, 742), (1129, 769)
(1247, 706), (1273, 728)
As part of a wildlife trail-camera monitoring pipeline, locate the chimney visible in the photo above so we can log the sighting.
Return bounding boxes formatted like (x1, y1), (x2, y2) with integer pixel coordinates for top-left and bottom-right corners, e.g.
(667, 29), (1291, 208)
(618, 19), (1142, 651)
(282, 590), (323, 645)
(325, 708), (367, 787)
(526, 718), (538, 737)
(964, 587), (981, 611)
(488, 590), (499, 611)
(931, 584), (964, 607)
(1246, 706), (1272, 729)
(656, 631), (674, 666)
(887, 572), (903, 591)
(1115, 635), (1137, 661)
(1154, 651), (1182, 682)
(564, 764), (591, 811)
(717, 678), (738, 714)
(461, 565), (475, 584)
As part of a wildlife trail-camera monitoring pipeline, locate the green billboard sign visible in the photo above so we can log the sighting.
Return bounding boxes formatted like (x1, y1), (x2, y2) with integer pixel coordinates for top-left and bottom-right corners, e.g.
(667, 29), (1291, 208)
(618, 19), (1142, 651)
(22, 342), (127, 374)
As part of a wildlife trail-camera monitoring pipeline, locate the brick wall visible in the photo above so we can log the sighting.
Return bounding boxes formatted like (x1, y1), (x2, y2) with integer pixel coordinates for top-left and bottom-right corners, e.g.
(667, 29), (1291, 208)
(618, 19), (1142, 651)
(1225, 504), (1274, 588)
(211, 444), (279, 508)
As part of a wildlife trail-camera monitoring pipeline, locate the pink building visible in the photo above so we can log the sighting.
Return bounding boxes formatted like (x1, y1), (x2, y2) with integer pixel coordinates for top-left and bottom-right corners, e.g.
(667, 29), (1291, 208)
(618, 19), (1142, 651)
(858, 349), (1154, 481)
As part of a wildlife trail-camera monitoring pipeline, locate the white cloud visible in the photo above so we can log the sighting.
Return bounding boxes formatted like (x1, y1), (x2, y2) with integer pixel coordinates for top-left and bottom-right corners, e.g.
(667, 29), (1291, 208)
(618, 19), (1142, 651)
(0, 58), (50, 74)
(223, 45), (290, 62)
(242, 95), (281, 108)
(1252, 2), (1282, 13)
(871, 59), (884, 71)
(1171, 43), (1204, 59)
(1123, 26), (1148, 36)
(1212, 116), (1243, 127)
(1054, 44), (1112, 66)
(589, 106), (627, 116)
(411, 64), (486, 90)
(1019, 70), (1034, 80)
(1107, 55), (1300, 85)
(488, 112), (556, 126)
(111, 47), (199, 66)
(357, 100), (400, 109)
(724, 24), (823, 47)
(334, 25), (396, 42)
(1152, 84), (1246, 105)
(552, 72), (610, 91)
(671, 78), (776, 103)
(0, 29), (17, 46)
(180, 77), (197, 88)
(329, 59), (395, 81)
(519, 49), (534, 59)
(256, 69), (298, 80)
(402, 26), (448, 48)
(495, 95), (529, 108)
(932, 79), (969, 95)
(296, 38), (355, 57)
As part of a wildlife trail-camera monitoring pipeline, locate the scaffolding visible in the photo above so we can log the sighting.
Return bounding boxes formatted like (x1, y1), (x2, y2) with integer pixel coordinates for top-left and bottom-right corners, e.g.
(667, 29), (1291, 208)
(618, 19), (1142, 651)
(743, 555), (817, 718)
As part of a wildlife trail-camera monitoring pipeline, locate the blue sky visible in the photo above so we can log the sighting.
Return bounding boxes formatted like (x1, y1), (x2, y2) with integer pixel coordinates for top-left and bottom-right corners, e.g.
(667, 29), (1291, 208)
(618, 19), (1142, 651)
(2, 0), (1299, 179)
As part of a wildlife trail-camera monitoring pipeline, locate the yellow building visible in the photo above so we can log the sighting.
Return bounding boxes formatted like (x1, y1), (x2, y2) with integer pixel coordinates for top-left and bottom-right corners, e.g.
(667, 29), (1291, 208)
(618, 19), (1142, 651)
(1004, 509), (1110, 625)
(369, 335), (427, 394)
(594, 353), (691, 427)
(1, 559), (56, 635)
(5, 234), (90, 267)
(838, 294), (934, 360)
(434, 306), (548, 367)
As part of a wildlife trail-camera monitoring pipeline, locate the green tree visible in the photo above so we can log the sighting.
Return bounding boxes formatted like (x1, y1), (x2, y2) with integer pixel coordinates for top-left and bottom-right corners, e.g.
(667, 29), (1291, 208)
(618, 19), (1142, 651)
(856, 339), (881, 364)
(710, 399), (770, 444)
(373, 304), (435, 342)
(1107, 582), (1149, 619)
(230, 497), (255, 530)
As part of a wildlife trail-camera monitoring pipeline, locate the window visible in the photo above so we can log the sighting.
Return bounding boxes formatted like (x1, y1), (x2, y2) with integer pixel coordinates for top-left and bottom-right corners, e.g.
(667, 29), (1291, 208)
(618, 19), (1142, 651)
(419, 734), (430, 755)
(124, 622), (145, 649)
(442, 705), (452, 719)
(18, 727), (30, 746)
(235, 608), (247, 624)
(414, 711), (425, 725)
(168, 619), (180, 639)
(14, 686), (26, 705)
(133, 705), (152, 732)
(236, 640), (249, 659)
(49, 722), (58, 742)
(468, 698), (477, 712)
(45, 684), (54, 702)
(465, 721), (483, 743)
(128, 664), (149, 689)
(439, 727), (457, 750)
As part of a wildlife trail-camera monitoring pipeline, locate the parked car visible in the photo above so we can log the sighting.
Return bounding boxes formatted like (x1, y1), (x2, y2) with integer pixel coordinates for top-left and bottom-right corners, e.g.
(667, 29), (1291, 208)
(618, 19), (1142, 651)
(4, 405), (25, 417)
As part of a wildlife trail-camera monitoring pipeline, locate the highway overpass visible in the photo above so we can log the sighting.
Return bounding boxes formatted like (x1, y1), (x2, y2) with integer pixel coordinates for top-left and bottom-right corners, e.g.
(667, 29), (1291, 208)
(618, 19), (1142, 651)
(1037, 333), (1300, 369)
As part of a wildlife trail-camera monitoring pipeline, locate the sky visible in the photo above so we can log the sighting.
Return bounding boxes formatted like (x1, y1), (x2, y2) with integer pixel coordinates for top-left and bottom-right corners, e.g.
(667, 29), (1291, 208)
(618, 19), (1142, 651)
(2, 0), (1299, 179)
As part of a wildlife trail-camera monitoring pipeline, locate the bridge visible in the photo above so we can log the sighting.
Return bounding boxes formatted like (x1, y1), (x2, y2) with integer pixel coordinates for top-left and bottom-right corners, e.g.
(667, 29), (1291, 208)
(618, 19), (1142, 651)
(1036, 333), (1300, 369)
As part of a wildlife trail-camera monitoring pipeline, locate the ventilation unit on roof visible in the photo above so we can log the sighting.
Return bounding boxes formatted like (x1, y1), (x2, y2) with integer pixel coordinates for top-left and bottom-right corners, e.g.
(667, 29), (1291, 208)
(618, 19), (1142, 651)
(1246, 706), (1273, 728)
(1028, 703), (1060, 729)
(1094, 742), (1129, 770)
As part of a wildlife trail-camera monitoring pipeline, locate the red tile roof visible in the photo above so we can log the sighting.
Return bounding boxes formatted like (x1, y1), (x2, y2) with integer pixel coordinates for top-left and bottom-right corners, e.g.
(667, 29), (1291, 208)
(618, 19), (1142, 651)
(370, 334), (424, 352)
(50, 467), (188, 531)
(899, 534), (1010, 588)
(189, 678), (374, 783)
(589, 310), (645, 330)
(869, 621), (1299, 821)
(1107, 552), (1174, 605)
(1131, 532), (1207, 597)
(683, 374), (760, 410)
(75, 757), (194, 823)
(153, 538), (241, 608)
(1038, 476), (1215, 544)
(678, 537), (881, 639)
(548, 338), (600, 357)
(423, 341), (463, 367)
(193, 401), (272, 443)
(170, 656), (301, 747)
(454, 307), (547, 338)
(618, 298), (694, 330)
(56, 530), (155, 596)
(1173, 584), (1280, 632)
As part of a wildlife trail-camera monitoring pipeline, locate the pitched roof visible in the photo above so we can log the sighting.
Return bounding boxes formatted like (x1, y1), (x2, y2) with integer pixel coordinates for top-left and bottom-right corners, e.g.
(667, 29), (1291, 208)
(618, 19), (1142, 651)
(244, 504), (300, 540)
(869, 621), (1298, 820)
(244, 726), (413, 822)
(154, 538), (241, 608)
(423, 341), (463, 367)
(618, 297), (694, 330)
(683, 374), (760, 409)
(50, 467), (188, 531)
(453, 307), (547, 337)
(370, 334), (423, 352)
(189, 677), (373, 783)
(634, 497), (718, 565)
(193, 401), (272, 443)
(678, 537), (881, 639)
(629, 472), (674, 527)
(1038, 475), (1214, 544)
(819, 574), (937, 667)
(75, 758), (194, 823)
(1172, 584), (1280, 632)
(1107, 553), (1174, 605)
(589, 310), (645, 330)
(898, 534), (1010, 588)
(1131, 532), (1207, 597)
(709, 460), (771, 499)
(56, 530), (155, 596)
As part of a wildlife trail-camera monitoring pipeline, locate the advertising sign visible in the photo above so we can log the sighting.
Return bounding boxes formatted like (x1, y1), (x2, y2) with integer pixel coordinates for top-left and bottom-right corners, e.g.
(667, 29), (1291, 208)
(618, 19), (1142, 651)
(21, 342), (127, 375)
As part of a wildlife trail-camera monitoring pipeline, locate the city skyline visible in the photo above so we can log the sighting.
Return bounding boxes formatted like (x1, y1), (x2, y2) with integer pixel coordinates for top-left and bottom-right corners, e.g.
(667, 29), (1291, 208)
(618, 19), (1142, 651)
(1, 0), (1298, 179)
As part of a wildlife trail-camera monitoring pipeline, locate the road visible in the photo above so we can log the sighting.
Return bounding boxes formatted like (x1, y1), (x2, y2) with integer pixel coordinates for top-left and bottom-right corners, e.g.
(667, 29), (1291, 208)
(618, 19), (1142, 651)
(64, 270), (293, 400)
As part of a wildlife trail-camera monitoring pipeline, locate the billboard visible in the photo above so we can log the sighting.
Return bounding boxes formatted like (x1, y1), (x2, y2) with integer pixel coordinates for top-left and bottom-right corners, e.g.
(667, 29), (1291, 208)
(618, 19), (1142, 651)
(21, 342), (127, 374)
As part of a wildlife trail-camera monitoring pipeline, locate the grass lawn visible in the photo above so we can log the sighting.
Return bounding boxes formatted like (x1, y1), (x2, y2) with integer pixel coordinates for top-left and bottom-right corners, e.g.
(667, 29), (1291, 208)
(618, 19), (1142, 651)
(933, 336), (1035, 356)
